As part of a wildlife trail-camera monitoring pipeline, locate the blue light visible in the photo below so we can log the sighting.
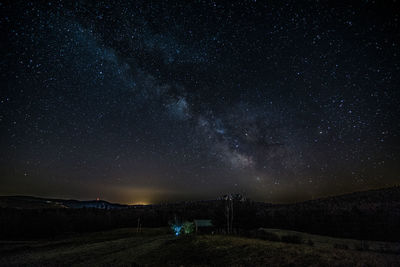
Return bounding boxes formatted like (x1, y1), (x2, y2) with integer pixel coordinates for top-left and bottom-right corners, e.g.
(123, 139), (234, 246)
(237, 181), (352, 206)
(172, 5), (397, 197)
(172, 225), (182, 236)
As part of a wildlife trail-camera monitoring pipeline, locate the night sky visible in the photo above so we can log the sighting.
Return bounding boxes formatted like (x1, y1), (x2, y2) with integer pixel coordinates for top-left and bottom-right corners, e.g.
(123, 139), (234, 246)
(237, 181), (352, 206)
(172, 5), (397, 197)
(1, 1), (399, 204)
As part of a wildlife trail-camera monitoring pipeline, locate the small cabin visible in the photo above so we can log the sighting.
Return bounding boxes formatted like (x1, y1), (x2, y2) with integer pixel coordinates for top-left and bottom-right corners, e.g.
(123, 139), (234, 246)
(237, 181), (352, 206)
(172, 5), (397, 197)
(193, 219), (214, 234)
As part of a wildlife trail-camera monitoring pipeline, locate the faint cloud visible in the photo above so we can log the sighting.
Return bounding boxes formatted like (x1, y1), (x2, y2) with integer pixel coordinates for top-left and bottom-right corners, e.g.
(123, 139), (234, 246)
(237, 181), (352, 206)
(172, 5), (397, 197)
(166, 96), (191, 120)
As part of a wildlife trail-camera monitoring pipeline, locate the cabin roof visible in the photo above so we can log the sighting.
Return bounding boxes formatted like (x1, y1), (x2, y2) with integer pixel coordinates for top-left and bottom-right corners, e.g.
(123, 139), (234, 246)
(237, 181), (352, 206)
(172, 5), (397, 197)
(194, 219), (213, 227)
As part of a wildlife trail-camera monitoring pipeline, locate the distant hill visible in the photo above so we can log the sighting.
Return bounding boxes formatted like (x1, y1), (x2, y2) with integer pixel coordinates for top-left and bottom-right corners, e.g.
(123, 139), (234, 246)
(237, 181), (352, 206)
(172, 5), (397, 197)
(263, 185), (400, 214)
(0, 195), (127, 209)
(253, 186), (400, 241)
(2, 186), (398, 210)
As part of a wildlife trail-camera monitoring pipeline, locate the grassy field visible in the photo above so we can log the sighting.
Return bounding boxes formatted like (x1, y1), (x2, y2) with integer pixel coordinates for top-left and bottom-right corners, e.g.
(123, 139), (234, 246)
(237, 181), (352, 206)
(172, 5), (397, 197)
(1, 228), (399, 266)
(256, 228), (400, 253)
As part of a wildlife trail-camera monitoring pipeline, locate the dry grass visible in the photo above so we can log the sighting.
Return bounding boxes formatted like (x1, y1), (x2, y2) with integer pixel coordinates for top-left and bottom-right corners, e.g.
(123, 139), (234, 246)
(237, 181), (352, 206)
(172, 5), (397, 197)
(257, 228), (400, 253)
(1, 228), (399, 266)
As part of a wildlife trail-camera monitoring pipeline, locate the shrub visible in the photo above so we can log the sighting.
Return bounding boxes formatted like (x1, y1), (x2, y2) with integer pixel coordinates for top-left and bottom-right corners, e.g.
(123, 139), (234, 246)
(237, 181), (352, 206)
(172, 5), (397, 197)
(355, 241), (369, 251)
(334, 243), (349, 250)
(281, 235), (302, 244)
(182, 221), (195, 234)
(257, 230), (281, 241)
(307, 239), (314, 246)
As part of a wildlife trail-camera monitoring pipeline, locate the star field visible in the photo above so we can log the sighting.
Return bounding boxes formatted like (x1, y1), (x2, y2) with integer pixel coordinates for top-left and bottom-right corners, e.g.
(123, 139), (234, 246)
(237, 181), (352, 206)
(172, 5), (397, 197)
(1, 1), (399, 204)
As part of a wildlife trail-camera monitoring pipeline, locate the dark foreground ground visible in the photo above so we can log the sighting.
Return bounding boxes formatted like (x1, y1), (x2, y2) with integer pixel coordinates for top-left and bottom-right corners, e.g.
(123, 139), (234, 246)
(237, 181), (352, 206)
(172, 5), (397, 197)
(1, 228), (399, 267)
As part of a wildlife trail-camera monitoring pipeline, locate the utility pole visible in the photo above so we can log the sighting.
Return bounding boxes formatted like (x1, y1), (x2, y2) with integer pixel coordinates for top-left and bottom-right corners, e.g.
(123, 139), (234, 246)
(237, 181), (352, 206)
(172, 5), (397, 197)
(225, 194), (234, 234)
(137, 217), (141, 233)
(230, 197), (234, 234)
(226, 198), (230, 234)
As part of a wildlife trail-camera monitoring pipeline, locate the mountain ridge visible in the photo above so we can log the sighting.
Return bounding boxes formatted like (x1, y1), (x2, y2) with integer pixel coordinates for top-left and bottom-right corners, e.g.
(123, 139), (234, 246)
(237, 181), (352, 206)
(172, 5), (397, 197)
(1, 185), (399, 209)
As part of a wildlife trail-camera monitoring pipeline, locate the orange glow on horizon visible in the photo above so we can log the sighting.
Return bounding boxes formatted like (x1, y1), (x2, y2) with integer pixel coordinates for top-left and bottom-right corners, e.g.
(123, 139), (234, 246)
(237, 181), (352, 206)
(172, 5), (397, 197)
(129, 201), (150, 206)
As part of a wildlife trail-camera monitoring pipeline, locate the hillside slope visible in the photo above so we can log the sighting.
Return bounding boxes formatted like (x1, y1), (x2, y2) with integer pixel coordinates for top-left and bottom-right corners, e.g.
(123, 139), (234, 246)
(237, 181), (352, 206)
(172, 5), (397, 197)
(255, 186), (400, 241)
(1, 228), (399, 266)
(0, 196), (127, 209)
